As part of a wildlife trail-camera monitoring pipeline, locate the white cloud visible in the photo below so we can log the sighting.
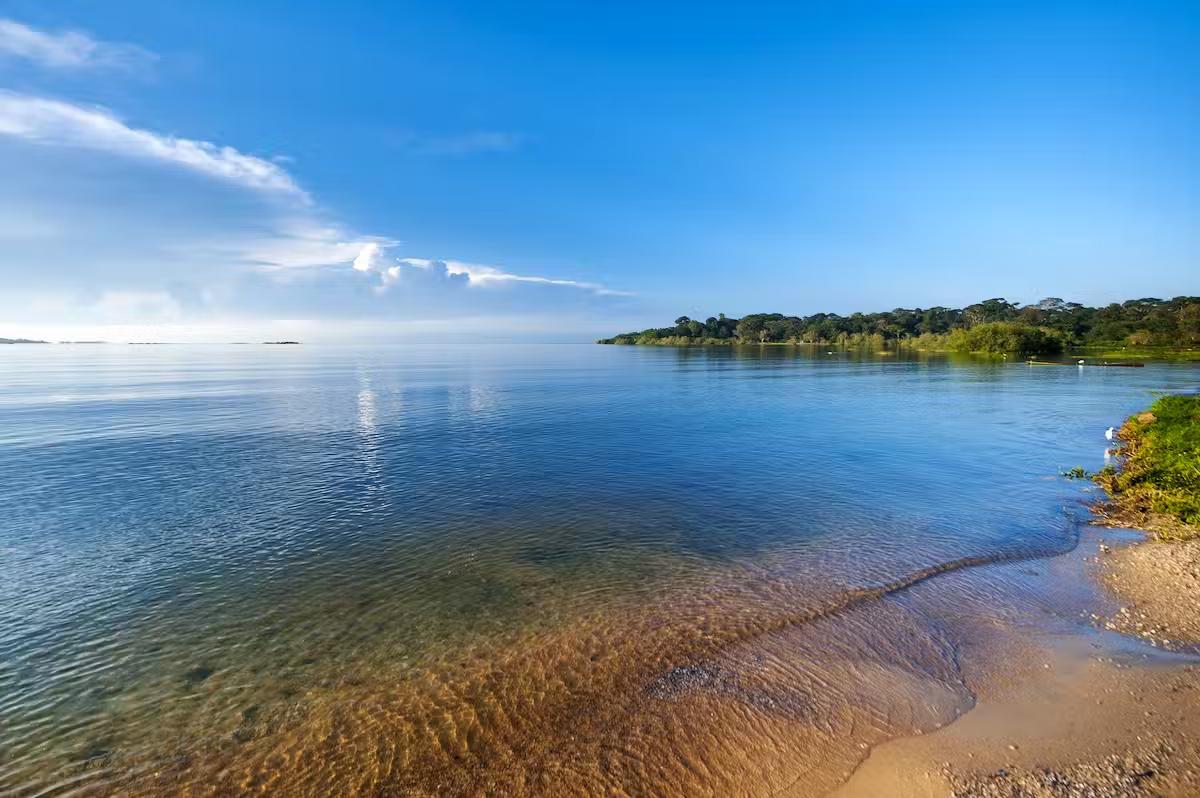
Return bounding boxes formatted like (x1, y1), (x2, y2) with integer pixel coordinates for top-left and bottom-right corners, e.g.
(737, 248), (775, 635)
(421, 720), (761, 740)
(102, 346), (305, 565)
(381, 265), (403, 285)
(0, 91), (627, 295)
(201, 220), (396, 271)
(352, 241), (384, 272)
(0, 87), (631, 333)
(0, 18), (156, 71)
(443, 260), (633, 295)
(0, 91), (307, 199)
(370, 251), (630, 296)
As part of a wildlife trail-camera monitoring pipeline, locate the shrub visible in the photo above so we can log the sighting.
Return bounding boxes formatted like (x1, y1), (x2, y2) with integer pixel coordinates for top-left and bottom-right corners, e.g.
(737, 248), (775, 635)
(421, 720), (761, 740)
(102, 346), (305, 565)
(948, 322), (1064, 355)
(1095, 395), (1200, 538)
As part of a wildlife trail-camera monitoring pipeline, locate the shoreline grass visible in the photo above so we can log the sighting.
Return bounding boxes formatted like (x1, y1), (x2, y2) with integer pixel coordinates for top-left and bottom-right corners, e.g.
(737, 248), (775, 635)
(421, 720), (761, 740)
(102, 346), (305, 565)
(1091, 394), (1200, 540)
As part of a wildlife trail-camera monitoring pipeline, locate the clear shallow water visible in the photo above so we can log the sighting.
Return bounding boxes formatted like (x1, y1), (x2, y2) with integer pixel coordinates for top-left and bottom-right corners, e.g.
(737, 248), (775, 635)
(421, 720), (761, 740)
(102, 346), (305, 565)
(1, 344), (1196, 795)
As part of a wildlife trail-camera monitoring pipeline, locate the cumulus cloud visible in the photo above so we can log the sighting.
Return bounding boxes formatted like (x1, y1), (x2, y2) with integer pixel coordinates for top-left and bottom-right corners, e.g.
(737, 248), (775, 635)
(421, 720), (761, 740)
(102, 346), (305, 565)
(352, 241), (385, 272)
(0, 91), (307, 199)
(355, 249), (629, 296)
(172, 221), (629, 301)
(0, 18), (156, 71)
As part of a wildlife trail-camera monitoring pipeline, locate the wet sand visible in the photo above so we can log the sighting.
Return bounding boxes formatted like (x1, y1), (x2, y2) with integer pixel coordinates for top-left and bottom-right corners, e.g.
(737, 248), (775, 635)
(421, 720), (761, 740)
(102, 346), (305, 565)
(838, 532), (1200, 798)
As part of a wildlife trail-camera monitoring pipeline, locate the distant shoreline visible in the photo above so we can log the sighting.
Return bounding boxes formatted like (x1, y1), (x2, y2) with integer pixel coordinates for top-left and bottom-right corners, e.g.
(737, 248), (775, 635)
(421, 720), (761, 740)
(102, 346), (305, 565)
(599, 297), (1200, 356)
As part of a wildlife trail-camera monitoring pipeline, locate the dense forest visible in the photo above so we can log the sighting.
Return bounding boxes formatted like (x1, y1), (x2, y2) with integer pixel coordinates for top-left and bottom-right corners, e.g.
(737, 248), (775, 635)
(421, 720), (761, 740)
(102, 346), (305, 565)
(598, 297), (1200, 355)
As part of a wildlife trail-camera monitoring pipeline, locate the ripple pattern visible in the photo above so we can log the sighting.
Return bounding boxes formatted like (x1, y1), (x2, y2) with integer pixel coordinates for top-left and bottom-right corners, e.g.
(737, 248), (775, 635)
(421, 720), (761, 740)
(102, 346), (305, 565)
(1, 343), (1194, 795)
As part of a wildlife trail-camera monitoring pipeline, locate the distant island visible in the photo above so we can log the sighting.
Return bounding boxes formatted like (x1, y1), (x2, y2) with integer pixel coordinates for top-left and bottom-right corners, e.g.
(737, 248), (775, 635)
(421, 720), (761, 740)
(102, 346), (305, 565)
(0, 337), (49, 344)
(599, 296), (1200, 356)
(263, 341), (301, 345)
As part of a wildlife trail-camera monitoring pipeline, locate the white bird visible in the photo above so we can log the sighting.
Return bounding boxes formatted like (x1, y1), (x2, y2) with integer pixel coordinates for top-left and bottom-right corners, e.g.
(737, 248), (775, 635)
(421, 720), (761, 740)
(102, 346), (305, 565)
(1105, 426), (1115, 441)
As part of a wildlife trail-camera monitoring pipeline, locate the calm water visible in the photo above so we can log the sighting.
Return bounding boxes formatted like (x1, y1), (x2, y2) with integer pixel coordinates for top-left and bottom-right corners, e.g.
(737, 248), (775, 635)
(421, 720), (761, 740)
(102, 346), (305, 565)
(1, 344), (1196, 795)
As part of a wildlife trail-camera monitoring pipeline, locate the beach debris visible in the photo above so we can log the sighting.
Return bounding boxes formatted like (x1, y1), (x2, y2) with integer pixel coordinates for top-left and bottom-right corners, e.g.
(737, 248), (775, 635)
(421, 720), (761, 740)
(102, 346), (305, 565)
(646, 662), (735, 700)
(646, 662), (811, 719)
(949, 744), (1174, 797)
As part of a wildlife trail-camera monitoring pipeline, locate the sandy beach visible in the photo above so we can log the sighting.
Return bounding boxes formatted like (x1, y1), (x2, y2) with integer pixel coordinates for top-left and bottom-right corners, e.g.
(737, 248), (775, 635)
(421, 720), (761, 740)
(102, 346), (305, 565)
(1101, 541), (1200, 648)
(837, 530), (1200, 798)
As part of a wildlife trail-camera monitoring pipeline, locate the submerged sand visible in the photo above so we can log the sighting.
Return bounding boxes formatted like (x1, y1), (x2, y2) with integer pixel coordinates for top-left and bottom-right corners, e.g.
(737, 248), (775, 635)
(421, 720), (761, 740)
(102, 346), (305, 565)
(32, 527), (1200, 796)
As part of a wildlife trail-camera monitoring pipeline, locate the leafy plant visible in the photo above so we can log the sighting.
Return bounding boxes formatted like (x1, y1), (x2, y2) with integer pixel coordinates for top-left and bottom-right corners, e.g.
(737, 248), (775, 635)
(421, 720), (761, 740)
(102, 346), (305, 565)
(1094, 395), (1200, 540)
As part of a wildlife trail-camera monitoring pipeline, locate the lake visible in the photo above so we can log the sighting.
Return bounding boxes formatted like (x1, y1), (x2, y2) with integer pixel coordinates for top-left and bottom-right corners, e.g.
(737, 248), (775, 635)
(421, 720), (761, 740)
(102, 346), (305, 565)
(1, 343), (1195, 795)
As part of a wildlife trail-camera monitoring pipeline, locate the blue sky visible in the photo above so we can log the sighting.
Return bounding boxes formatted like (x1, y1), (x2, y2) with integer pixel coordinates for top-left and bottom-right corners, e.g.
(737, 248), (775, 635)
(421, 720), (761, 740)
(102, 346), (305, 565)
(0, 1), (1196, 341)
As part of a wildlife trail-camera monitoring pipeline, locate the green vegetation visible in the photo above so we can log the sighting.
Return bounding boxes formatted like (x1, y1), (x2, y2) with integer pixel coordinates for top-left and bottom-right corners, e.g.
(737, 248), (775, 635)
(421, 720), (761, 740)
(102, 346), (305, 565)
(1094, 395), (1200, 540)
(598, 296), (1200, 355)
(930, 323), (1064, 355)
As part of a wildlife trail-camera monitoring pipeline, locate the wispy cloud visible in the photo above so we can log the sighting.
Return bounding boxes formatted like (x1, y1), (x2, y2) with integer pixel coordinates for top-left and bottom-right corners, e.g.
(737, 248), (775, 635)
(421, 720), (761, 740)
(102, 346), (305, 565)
(0, 83), (629, 330)
(399, 131), (523, 156)
(211, 220), (394, 271)
(0, 91), (612, 292)
(0, 91), (307, 199)
(443, 260), (632, 295)
(0, 18), (156, 71)
(382, 254), (631, 296)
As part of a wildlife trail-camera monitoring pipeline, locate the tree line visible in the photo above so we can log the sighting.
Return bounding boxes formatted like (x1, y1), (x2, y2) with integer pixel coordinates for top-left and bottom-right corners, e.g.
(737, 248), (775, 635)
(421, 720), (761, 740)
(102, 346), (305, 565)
(598, 296), (1200, 354)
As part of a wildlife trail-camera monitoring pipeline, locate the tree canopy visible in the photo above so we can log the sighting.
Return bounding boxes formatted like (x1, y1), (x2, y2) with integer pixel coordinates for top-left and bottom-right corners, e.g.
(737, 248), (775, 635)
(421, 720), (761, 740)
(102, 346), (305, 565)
(598, 296), (1200, 354)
